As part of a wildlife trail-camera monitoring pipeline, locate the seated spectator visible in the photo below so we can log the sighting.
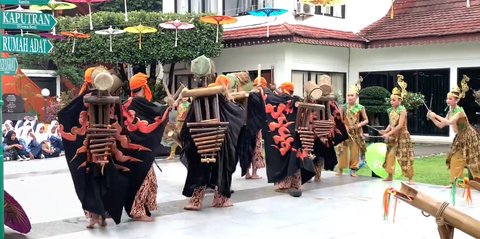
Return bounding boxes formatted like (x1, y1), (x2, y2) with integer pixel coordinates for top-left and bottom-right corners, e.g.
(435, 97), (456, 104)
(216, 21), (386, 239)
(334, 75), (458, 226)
(3, 131), (32, 161)
(21, 126), (43, 159)
(3, 120), (13, 137)
(48, 122), (63, 151)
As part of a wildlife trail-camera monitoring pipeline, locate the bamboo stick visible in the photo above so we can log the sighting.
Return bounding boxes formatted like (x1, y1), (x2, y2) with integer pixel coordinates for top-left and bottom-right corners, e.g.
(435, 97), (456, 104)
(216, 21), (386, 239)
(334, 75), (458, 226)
(195, 138), (225, 146)
(187, 121), (229, 127)
(395, 183), (480, 238)
(193, 134), (225, 142)
(92, 153), (111, 157)
(197, 143), (223, 150)
(89, 138), (115, 144)
(86, 133), (116, 138)
(191, 130), (226, 139)
(87, 128), (117, 133)
(190, 127), (228, 133)
(90, 124), (110, 128)
(182, 85), (225, 98)
(198, 148), (221, 154)
(89, 143), (113, 149)
(90, 148), (110, 154)
(300, 138), (315, 142)
(295, 102), (325, 110)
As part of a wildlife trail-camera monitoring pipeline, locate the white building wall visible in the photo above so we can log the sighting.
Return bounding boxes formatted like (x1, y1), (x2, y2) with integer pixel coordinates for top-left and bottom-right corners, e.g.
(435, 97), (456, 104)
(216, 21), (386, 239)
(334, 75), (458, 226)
(162, 0), (175, 13)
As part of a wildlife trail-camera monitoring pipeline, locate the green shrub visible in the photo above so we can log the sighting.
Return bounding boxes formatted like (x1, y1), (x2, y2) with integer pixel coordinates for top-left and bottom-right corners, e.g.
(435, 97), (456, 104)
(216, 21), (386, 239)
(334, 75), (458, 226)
(359, 86), (390, 114)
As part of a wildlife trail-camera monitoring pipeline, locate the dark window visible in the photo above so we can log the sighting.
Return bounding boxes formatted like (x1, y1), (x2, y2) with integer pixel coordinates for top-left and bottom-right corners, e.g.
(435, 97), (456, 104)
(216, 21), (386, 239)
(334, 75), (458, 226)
(457, 68), (480, 128)
(360, 69), (450, 136)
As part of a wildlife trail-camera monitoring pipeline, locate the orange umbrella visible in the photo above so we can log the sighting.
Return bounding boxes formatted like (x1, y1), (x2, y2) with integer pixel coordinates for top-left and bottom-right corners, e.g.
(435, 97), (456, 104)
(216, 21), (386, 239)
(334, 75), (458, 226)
(60, 30), (90, 53)
(200, 15), (237, 43)
(124, 24), (157, 49)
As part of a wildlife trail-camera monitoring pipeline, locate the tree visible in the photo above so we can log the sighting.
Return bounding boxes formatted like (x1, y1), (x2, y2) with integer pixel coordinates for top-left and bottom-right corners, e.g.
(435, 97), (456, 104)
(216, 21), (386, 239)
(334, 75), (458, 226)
(96, 0), (162, 12)
(52, 11), (222, 100)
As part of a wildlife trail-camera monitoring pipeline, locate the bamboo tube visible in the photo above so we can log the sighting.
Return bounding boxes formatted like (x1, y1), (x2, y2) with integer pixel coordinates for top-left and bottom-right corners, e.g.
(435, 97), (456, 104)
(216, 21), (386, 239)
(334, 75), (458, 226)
(395, 183), (480, 238)
(87, 133), (115, 138)
(295, 102), (326, 110)
(191, 130), (226, 139)
(197, 143), (223, 150)
(92, 153), (111, 157)
(87, 128), (117, 133)
(300, 138), (315, 142)
(84, 96), (120, 104)
(305, 81), (323, 101)
(89, 143), (112, 149)
(90, 124), (110, 128)
(231, 91), (249, 101)
(198, 148), (221, 154)
(467, 180), (480, 191)
(187, 121), (229, 127)
(193, 134), (225, 142)
(182, 85), (225, 98)
(90, 138), (115, 144)
(298, 130), (316, 135)
(90, 148), (110, 154)
(190, 127), (228, 133)
(195, 138), (225, 146)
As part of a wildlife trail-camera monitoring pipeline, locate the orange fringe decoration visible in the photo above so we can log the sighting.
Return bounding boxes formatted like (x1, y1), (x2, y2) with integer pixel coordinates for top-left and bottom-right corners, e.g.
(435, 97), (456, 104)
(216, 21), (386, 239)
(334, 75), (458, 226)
(383, 188), (399, 223)
(461, 178), (473, 205)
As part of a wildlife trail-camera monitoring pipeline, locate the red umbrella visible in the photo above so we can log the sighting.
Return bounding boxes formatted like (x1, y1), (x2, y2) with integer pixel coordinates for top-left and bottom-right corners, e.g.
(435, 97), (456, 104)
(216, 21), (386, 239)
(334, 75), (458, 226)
(159, 19), (195, 47)
(4, 191), (31, 234)
(65, 0), (109, 30)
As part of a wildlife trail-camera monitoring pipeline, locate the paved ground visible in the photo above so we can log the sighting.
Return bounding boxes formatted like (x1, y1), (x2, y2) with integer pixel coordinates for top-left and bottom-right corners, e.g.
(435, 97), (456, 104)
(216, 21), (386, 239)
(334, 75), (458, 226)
(4, 144), (478, 239)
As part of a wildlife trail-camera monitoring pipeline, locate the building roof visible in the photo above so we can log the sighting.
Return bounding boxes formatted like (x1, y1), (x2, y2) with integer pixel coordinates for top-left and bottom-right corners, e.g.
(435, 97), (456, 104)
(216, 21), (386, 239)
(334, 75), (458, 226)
(360, 0), (480, 47)
(223, 24), (366, 48)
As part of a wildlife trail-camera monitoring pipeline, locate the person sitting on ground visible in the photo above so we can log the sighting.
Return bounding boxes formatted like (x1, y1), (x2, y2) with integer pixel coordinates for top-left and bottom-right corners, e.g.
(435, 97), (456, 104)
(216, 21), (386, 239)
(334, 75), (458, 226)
(48, 121), (64, 151)
(3, 131), (32, 161)
(21, 126), (43, 159)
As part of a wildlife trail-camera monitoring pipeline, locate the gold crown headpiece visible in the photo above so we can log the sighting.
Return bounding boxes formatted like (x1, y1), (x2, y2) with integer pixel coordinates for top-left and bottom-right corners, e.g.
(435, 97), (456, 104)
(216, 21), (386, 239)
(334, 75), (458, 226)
(348, 76), (363, 95)
(448, 75), (470, 99)
(391, 74), (407, 99)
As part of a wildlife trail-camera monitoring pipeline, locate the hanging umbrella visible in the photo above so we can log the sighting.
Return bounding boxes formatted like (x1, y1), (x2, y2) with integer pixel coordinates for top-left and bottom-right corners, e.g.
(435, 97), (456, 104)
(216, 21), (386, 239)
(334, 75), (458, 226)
(6, 6), (42, 36)
(60, 30), (90, 53)
(200, 15), (237, 43)
(159, 19), (195, 47)
(124, 24), (157, 50)
(39, 32), (67, 41)
(365, 143), (401, 179)
(302, 0), (345, 6)
(95, 26), (126, 52)
(64, 0), (109, 30)
(30, 1), (77, 34)
(4, 191), (31, 234)
(248, 8), (288, 37)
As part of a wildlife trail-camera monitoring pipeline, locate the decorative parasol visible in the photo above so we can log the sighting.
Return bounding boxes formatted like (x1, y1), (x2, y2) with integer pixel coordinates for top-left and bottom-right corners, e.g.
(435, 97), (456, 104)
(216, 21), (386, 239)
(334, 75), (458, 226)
(248, 8), (288, 37)
(39, 32), (67, 41)
(200, 15), (237, 43)
(30, 1), (77, 34)
(124, 24), (157, 50)
(159, 19), (195, 47)
(301, 0), (345, 6)
(4, 190), (31, 234)
(6, 6), (42, 36)
(65, 0), (109, 30)
(95, 26), (125, 52)
(365, 143), (401, 179)
(60, 30), (90, 53)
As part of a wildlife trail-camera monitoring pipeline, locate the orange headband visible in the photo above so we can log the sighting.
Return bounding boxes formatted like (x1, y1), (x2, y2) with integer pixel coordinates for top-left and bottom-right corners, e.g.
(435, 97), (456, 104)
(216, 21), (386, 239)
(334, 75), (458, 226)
(79, 67), (96, 95)
(130, 73), (152, 102)
(253, 77), (267, 88)
(279, 82), (294, 95)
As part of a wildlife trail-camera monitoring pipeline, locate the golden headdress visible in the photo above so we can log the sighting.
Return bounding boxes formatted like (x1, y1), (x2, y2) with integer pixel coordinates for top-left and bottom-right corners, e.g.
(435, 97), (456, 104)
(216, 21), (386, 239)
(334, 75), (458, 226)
(448, 75), (470, 99)
(391, 74), (407, 99)
(348, 76), (363, 95)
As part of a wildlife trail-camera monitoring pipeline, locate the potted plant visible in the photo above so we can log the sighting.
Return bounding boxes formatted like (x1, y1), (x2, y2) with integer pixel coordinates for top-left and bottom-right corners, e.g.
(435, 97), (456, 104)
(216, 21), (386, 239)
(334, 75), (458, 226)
(359, 86), (391, 126)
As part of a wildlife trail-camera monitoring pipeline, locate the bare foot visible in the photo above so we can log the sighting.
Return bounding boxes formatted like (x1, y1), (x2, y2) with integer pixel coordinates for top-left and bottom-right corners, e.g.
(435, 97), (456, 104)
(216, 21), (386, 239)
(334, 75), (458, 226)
(250, 174), (262, 179)
(132, 215), (154, 222)
(383, 178), (393, 182)
(350, 172), (358, 177)
(245, 172), (252, 179)
(408, 179), (415, 185)
(100, 217), (107, 227)
(184, 204), (201, 211)
(212, 199), (233, 208)
(86, 217), (99, 229)
(335, 171), (342, 176)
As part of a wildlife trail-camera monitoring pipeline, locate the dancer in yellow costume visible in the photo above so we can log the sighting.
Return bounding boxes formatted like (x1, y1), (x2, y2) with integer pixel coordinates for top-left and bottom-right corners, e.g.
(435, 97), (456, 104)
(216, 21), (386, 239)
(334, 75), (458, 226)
(380, 75), (414, 184)
(337, 78), (368, 177)
(427, 75), (480, 185)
